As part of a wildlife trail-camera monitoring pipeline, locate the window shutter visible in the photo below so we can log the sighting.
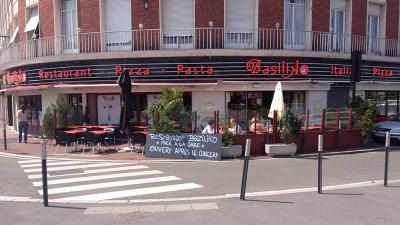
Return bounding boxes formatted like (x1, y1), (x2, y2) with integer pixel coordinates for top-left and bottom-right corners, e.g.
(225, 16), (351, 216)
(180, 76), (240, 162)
(225, 0), (256, 29)
(162, 0), (194, 29)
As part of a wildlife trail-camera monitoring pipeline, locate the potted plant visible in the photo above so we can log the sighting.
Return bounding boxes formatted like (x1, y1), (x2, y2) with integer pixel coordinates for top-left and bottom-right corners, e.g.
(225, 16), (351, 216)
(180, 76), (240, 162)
(146, 87), (186, 133)
(220, 119), (242, 158)
(265, 109), (302, 156)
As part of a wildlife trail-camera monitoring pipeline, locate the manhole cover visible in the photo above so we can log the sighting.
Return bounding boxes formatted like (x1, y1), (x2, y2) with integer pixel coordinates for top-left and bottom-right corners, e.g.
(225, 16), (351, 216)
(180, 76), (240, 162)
(49, 169), (84, 176)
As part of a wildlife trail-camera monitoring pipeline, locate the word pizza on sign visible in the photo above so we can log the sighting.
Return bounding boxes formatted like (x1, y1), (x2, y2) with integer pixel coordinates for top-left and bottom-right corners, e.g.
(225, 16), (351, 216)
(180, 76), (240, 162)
(115, 65), (150, 76)
(372, 67), (393, 77)
(39, 68), (92, 79)
(6, 70), (27, 83)
(330, 65), (351, 76)
(176, 64), (214, 75)
(245, 58), (309, 78)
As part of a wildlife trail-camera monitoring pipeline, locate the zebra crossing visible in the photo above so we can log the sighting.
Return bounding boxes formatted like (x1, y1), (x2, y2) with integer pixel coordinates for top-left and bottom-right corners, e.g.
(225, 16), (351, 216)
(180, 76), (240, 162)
(18, 158), (203, 202)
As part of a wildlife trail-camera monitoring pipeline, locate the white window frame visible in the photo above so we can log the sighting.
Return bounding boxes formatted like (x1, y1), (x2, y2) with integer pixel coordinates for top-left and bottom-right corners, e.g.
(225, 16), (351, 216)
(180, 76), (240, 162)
(61, 0), (78, 53)
(284, 0), (306, 50)
(330, 8), (346, 51)
(367, 14), (380, 54)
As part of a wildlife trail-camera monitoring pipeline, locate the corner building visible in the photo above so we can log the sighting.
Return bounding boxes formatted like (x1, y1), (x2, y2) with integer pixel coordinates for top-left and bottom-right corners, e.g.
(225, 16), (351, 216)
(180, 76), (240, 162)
(1, 0), (400, 134)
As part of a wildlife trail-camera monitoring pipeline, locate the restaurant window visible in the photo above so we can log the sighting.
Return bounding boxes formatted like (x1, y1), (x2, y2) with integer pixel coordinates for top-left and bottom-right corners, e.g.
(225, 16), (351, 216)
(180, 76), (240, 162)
(225, 91), (306, 131)
(68, 94), (83, 125)
(365, 91), (400, 118)
(18, 95), (42, 134)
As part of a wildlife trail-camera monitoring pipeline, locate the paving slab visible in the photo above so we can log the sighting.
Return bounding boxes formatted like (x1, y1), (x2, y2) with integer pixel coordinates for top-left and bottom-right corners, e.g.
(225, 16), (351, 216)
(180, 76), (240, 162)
(83, 207), (112, 215)
(165, 204), (192, 212)
(191, 202), (218, 210)
(139, 204), (166, 213)
(110, 206), (140, 215)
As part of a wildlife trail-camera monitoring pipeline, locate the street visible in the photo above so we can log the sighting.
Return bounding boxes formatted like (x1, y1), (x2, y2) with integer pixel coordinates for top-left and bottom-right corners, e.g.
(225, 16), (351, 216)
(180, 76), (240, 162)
(0, 150), (400, 224)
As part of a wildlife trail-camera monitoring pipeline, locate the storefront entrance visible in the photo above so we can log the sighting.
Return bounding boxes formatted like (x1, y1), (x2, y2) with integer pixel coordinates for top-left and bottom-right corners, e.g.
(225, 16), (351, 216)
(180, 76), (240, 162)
(97, 95), (120, 125)
(18, 95), (42, 134)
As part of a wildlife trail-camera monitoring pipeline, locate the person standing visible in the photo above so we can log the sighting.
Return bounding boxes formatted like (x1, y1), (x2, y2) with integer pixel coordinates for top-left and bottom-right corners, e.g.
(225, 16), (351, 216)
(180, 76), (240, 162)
(17, 105), (28, 143)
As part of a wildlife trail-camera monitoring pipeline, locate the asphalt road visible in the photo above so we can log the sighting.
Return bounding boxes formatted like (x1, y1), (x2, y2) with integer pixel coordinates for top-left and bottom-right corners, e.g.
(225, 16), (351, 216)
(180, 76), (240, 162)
(1, 150), (400, 224)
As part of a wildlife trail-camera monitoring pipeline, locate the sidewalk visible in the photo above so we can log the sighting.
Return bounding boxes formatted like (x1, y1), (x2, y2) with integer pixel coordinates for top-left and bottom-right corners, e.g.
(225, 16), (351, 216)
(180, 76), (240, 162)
(0, 127), (149, 160)
(0, 126), (389, 161)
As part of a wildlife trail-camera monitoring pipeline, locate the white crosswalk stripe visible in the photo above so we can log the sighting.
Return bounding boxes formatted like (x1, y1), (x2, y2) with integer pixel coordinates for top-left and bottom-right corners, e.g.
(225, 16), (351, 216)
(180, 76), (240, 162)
(56, 183), (203, 201)
(27, 165), (149, 179)
(21, 160), (88, 168)
(23, 162), (131, 173)
(18, 158), (203, 201)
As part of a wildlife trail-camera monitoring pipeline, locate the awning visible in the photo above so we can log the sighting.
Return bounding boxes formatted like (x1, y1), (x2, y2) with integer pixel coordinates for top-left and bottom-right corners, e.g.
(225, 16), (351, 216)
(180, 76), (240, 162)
(9, 25), (19, 44)
(24, 7), (39, 32)
(4, 85), (51, 92)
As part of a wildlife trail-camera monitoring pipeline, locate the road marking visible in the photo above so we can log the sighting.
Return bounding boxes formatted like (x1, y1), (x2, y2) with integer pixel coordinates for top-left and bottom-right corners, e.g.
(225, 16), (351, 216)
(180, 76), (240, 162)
(39, 176), (181, 195)
(18, 159), (56, 164)
(21, 160), (88, 168)
(32, 170), (164, 186)
(24, 162), (130, 173)
(27, 165), (149, 179)
(55, 183), (203, 201)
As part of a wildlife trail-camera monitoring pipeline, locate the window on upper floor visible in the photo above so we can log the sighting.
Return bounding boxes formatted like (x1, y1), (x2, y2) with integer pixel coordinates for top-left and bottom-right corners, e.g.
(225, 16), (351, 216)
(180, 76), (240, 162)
(61, 0), (78, 53)
(330, 0), (351, 52)
(224, 0), (256, 49)
(161, 0), (194, 49)
(284, 0), (306, 49)
(367, 2), (385, 54)
(103, 0), (132, 51)
(24, 6), (39, 40)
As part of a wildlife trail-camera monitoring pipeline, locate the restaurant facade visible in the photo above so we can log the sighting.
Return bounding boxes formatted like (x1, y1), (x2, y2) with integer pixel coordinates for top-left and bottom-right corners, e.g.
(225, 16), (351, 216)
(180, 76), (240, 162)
(1, 0), (400, 134)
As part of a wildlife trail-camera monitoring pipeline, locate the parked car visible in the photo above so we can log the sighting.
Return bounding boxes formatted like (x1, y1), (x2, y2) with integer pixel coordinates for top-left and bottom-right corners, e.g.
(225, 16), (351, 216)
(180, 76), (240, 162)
(372, 120), (400, 144)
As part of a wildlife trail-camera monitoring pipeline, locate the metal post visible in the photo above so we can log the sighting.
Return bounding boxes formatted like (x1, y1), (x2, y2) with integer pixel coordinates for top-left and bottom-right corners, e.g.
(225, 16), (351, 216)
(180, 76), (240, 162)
(41, 141), (49, 207)
(318, 135), (323, 194)
(384, 131), (390, 187)
(240, 139), (251, 200)
(2, 94), (7, 150)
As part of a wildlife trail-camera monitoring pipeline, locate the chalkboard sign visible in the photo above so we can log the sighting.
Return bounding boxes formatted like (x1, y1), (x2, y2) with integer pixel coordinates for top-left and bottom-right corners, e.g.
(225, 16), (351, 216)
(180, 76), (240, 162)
(144, 133), (222, 160)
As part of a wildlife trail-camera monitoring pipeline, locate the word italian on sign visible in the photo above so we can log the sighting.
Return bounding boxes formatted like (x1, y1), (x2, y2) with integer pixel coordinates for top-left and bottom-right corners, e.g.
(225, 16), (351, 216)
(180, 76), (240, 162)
(145, 133), (222, 160)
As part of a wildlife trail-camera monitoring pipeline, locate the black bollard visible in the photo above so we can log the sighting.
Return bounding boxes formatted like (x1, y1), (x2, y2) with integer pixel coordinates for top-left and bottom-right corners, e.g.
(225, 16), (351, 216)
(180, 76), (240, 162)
(41, 141), (48, 207)
(318, 135), (323, 194)
(240, 139), (251, 200)
(384, 131), (390, 187)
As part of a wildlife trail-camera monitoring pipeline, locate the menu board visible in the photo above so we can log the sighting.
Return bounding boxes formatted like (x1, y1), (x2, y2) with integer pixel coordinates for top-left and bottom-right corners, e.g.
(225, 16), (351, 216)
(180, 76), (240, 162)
(145, 133), (222, 161)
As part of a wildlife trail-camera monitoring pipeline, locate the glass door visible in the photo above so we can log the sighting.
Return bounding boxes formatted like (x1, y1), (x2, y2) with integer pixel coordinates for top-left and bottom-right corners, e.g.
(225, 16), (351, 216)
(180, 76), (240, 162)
(61, 0), (78, 53)
(284, 0), (306, 49)
(330, 9), (345, 51)
(367, 15), (379, 54)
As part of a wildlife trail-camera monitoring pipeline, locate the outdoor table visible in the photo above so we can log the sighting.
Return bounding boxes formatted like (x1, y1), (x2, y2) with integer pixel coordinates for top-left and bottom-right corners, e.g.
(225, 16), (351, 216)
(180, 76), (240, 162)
(89, 130), (111, 136)
(64, 129), (86, 135)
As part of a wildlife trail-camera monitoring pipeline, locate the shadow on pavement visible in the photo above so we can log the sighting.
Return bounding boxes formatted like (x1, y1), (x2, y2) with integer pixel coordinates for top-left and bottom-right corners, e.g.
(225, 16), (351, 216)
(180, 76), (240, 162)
(47, 205), (87, 210)
(322, 192), (364, 196)
(244, 199), (293, 204)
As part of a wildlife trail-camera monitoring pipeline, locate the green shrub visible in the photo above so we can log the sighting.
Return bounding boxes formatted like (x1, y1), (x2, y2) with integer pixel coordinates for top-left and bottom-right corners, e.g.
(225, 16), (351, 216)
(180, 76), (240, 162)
(41, 107), (56, 139)
(361, 103), (377, 138)
(280, 109), (302, 144)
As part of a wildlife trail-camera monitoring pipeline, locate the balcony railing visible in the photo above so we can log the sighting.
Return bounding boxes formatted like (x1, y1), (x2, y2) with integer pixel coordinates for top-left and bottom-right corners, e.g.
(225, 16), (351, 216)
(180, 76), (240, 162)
(1, 28), (399, 66)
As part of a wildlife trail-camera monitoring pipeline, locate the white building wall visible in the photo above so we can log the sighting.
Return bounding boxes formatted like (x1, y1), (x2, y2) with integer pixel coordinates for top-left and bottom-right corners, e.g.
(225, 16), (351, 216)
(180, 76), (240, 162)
(192, 91), (225, 131)
(306, 90), (328, 116)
